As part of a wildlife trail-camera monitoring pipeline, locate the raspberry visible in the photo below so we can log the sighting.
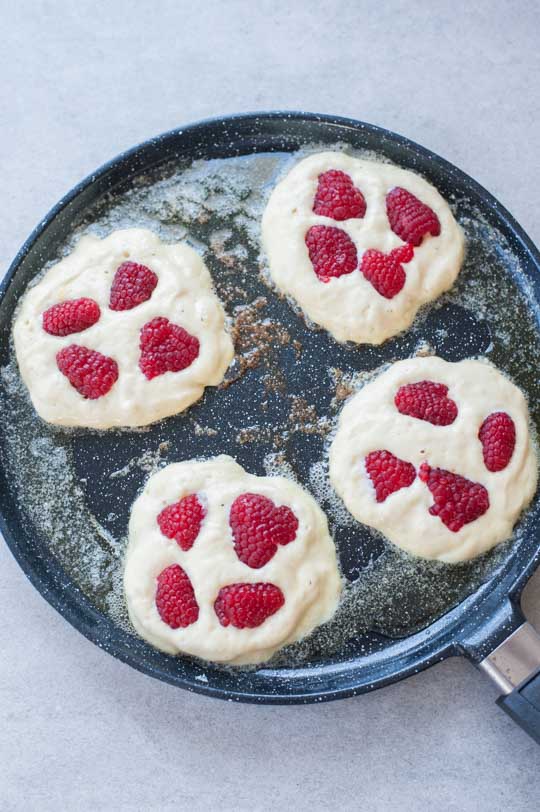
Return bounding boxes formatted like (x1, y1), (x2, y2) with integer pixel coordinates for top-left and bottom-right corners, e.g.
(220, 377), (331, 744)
(365, 450), (416, 502)
(56, 345), (118, 399)
(214, 582), (285, 628)
(479, 412), (516, 472)
(313, 170), (366, 220)
(109, 261), (158, 311)
(229, 493), (298, 568)
(157, 494), (205, 551)
(395, 380), (458, 426)
(419, 463), (489, 532)
(42, 298), (100, 336)
(305, 225), (357, 283)
(155, 564), (199, 628)
(139, 317), (199, 380)
(386, 187), (441, 247)
(360, 244), (414, 299)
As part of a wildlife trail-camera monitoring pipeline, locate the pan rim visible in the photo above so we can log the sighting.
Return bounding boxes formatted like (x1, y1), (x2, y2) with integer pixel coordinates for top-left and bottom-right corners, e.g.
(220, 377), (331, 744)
(1, 110), (540, 703)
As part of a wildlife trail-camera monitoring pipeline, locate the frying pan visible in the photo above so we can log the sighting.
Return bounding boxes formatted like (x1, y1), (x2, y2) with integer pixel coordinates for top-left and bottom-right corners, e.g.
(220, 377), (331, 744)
(1, 112), (540, 742)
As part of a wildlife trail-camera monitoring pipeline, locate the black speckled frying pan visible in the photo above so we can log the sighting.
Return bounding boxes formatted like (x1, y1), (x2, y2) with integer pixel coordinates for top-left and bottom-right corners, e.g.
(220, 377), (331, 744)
(1, 113), (540, 741)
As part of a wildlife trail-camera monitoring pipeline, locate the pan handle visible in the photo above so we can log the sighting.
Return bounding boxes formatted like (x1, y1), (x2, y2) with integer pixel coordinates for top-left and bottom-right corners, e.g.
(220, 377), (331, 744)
(479, 622), (540, 744)
(459, 599), (540, 744)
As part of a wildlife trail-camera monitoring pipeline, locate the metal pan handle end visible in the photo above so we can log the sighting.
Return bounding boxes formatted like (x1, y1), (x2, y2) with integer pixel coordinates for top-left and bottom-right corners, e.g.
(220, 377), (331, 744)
(480, 622), (540, 745)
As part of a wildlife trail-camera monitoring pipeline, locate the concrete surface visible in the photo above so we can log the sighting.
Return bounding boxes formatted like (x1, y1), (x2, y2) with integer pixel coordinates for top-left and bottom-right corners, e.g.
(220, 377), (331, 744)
(2, 1), (540, 810)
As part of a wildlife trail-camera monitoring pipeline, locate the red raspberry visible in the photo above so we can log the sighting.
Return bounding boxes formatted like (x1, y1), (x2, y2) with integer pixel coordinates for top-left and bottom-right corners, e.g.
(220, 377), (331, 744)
(214, 582), (285, 628)
(109, 261), (158, 311)
(365, 450), (416, 502)
(305, 225), (357, 283)
(42, 298), (100, 336)
(157, 494), (205, 551)
(56, 345), (118, 399)
(229, 493), (298, 568)
(360, 244), (414, 299)
(395, 380), (458, 426)
(419, 463), (489, 532)
(139, 317), (199, 380)
(155, 564), (199, 628)
(313, 170), (366, 220)
(386, 187), (441, 246)
(479, 412), (516, 472)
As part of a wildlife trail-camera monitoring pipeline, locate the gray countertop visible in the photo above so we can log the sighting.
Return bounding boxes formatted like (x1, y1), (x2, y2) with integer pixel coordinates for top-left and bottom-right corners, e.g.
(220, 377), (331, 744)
(2, 2), (540, 809)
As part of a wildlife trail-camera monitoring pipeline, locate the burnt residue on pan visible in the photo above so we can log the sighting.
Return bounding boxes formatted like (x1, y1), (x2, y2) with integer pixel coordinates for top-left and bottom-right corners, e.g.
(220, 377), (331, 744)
(1, 146), (539, 669)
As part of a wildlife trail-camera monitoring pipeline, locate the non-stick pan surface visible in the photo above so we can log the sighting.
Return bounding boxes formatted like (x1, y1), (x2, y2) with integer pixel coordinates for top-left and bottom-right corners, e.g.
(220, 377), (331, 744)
(1, 112), (540, 704)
